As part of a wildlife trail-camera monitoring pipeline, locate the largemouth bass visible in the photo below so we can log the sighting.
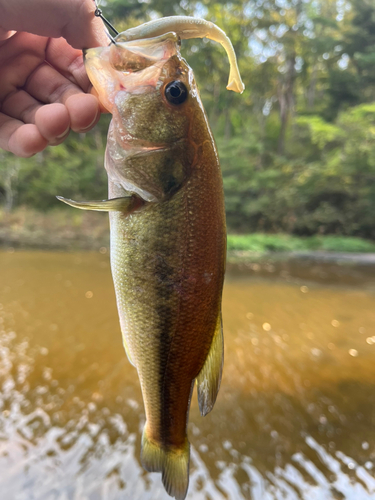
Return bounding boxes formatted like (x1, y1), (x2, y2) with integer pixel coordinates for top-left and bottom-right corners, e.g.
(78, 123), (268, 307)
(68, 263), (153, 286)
(58, 16), (243, 500)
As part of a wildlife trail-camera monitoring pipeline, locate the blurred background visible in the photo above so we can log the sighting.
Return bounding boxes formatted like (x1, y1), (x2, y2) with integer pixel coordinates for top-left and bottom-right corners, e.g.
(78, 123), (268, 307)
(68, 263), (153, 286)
(2, 0), (375, 252)
(1, 0), (375, 499)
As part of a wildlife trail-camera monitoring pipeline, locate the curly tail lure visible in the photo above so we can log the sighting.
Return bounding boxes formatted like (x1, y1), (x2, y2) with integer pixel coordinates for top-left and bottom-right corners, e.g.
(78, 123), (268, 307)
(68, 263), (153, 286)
(117, 16), (244, 94)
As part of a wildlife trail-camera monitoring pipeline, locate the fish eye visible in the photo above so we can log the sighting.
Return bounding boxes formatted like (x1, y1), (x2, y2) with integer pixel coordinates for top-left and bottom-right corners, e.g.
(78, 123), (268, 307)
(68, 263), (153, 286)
(165, 81), (188, 105)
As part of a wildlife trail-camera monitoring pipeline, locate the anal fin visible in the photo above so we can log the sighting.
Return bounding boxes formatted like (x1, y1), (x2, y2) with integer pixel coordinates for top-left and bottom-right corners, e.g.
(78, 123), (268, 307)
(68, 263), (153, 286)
(196, 312), (224, 416)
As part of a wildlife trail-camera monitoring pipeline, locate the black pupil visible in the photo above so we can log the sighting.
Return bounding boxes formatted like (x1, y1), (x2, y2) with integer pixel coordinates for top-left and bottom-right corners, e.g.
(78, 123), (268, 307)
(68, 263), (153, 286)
(170, 86), (181, 98)
(165, 81), (187, 105)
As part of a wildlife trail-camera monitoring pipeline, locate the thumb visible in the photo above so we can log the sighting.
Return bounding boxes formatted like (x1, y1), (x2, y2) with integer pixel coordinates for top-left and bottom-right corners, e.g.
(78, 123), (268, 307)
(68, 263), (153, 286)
(0, 0), (108, 48)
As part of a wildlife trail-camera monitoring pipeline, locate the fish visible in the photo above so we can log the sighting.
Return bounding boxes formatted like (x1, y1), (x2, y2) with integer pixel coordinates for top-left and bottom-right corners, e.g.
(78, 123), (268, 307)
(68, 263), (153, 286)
(58, 16), (243, 500)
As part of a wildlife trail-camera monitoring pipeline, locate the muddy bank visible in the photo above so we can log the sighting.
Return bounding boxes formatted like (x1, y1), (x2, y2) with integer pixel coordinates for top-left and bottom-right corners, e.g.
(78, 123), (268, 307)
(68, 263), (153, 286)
(1, 209), (375, 273)
(0, 208), (110, 251)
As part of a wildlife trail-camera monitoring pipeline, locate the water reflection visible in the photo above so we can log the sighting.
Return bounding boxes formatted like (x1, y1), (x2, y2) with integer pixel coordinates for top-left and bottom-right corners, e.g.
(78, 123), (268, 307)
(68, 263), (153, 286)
(0, 251), (374, 499)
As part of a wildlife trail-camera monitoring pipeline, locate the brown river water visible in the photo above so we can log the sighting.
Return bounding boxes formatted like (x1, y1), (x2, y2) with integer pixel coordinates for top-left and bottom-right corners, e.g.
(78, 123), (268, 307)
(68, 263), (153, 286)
(0, 250), (375, 499)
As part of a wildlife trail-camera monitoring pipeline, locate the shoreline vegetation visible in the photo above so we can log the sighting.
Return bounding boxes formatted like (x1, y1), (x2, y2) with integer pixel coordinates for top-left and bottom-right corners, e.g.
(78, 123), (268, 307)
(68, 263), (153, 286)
(2, 1), (375, 251)
(1, 208), (374, 261)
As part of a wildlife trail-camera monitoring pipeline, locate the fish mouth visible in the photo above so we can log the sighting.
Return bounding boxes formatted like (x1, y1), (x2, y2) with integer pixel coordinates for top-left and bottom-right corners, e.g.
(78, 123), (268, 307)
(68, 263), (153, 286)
(84, 33), (180, 113)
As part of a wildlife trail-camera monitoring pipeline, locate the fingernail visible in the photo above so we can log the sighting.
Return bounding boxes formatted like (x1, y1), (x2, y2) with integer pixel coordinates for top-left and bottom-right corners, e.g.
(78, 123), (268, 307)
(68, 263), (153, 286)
(80, 110), (100, 132)
(56, 126), (70, 139)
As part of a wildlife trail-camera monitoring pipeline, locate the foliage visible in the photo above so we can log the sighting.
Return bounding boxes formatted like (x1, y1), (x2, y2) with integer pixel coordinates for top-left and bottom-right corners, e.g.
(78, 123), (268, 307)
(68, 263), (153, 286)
(1, 0), (375, 241)
(227, 234), (308, 253)
(227, 234), (375, 253)
(2, 206), (374, 254)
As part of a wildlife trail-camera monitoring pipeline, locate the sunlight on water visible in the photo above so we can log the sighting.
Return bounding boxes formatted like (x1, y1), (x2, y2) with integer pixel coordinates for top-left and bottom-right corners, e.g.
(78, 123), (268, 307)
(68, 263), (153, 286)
(0, 251), (374, 499)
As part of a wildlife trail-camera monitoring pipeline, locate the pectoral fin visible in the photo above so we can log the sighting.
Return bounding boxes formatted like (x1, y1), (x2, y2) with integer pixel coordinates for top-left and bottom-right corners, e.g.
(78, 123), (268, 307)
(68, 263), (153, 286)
(56, 195), (142, 213)
(196, 312), (224, 416)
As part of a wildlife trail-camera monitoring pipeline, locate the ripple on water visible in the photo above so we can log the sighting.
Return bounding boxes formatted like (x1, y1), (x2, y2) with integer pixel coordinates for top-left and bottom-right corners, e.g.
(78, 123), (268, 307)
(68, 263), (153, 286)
(0, 251), (374, 499)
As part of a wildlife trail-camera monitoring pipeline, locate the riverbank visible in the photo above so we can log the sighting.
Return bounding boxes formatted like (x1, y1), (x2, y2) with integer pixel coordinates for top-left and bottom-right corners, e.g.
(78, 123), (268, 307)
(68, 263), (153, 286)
(0, 207), (110, 251)
(1, 208), (375, 260)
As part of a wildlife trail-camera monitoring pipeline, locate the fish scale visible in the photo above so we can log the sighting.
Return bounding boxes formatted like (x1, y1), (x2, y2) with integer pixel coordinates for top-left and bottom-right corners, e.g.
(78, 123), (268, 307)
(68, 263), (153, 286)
(109, 146), (225, 436)
(108, 126), (225, 473)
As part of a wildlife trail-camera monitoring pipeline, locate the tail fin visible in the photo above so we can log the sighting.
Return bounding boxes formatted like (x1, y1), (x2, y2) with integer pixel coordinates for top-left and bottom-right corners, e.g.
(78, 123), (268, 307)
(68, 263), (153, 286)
(141, 427), (190, 500)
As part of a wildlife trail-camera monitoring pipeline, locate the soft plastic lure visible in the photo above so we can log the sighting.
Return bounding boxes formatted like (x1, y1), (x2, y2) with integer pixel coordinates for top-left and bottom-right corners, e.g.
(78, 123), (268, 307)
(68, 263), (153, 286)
(117, 16), (245, 94)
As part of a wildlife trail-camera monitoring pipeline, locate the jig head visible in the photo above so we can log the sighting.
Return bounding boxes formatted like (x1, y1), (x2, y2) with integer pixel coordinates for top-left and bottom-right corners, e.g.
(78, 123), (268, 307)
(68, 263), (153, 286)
(93, 0), (118, 45)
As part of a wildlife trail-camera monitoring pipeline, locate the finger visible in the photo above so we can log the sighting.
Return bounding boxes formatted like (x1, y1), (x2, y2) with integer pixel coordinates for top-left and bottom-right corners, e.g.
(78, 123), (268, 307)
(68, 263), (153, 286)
(9, 68), (100, 135)
(0, 0), (108, 49)
(46, 37), (90, 91)
(24, 61), (85, 106)
(25, 61), (101, 133)
(9, 124), (49, 156)
(34, 104), (70, 143)
(1, 89), (43, 124)
(2, 89), (71, 144)
(0, 113), (47, 157)
(0, 33), (48, 102)
(65, 93), (100, 132)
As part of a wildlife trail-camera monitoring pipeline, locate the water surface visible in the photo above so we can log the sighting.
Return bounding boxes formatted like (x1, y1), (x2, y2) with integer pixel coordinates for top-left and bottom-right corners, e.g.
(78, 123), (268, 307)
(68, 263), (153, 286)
(0, 250), (374, 499)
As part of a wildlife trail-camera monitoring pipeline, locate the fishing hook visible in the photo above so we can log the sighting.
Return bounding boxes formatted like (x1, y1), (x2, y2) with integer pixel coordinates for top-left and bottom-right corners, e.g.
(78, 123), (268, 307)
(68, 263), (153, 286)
(93, 1), (119, 45)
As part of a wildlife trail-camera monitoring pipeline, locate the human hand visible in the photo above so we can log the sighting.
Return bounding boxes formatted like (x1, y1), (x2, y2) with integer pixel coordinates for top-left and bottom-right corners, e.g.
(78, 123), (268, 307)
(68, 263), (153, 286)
(0, 0), (108, 157)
